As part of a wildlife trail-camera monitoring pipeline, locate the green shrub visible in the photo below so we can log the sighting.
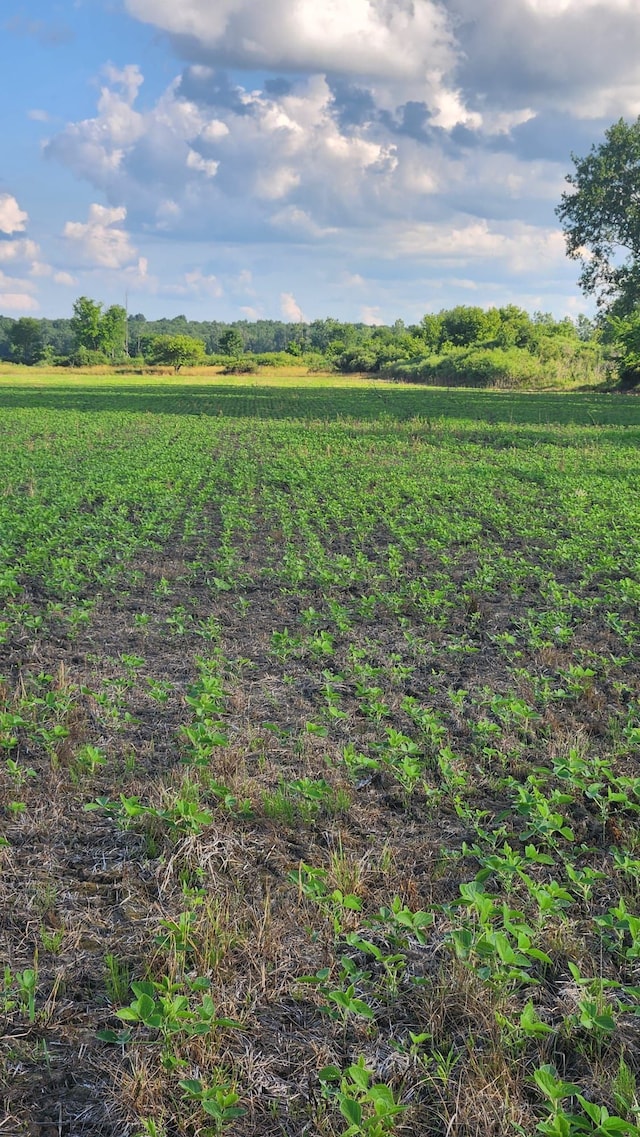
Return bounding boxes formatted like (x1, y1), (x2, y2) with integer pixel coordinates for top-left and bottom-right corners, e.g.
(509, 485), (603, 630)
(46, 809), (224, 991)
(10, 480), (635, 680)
(334, 347), (380, 373)
(221, 356), (258, 375)
(68, 346), (111, 367)
(382, 347), (547, 388)
(252, 352), (298, 367)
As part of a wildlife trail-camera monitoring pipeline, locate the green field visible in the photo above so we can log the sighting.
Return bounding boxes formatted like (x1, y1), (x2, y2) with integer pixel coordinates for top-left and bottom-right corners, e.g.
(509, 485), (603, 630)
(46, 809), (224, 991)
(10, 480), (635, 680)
(1, 376), (640, 1136)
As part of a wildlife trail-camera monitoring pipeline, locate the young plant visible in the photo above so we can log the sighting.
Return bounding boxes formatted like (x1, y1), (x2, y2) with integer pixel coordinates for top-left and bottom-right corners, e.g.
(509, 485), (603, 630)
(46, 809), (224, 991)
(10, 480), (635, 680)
(178, 1077), (245, 1133)
(319, 1056), (406, 1137)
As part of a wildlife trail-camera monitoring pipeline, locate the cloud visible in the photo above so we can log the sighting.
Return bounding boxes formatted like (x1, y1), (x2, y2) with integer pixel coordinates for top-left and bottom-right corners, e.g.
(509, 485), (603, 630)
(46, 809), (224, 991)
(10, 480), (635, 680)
(63, 204), (138, 268)
(53, 271), (78, 287)
(383, 219), (567, 272)
(156, 267), (223, 298)
(47, 67), (470, 243)
(43, 58), (579, 318)
(0, 237), (59, 290)
(341, 272), (365, 287)
(0, 239), (39, 264)
(280, 291), (306, 321)
(0, 292), (38, 312)
(449, 277), (479, 291)
(361, 305), (384, 325)
(124, 0), (640, 123)
(0, 203), (56, 311)
(235, 269), (255, 293)
(118, 0), (640, 152)
(45, 53), (572, 255)
(186, 149), (219, 177)
(29, 261), (52, 278)
(46, 65), (146, 186)
(125, 0), (457, 87)
(0, 268), (38, 312)
(28, 109), (52, 123)
(448, 0), (640, 119)
(182, 270), (223, 297)
(0, 195), (28, 235)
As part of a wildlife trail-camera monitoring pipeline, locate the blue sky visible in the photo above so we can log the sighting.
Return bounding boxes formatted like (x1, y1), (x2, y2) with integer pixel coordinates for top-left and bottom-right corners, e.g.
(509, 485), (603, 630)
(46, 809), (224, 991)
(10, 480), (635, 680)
(1, 0), (639, 324)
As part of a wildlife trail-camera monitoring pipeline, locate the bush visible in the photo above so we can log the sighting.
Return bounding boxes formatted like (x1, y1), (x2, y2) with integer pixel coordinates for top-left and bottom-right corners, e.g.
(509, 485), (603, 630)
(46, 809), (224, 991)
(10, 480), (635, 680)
(221, 356), (258, 375)
(303, 351), (332, 372)
(251, 352), (298, 367)
(383, 347), (548, 388)
(68, 346), (110, 367)
(333, 347), (380, 373)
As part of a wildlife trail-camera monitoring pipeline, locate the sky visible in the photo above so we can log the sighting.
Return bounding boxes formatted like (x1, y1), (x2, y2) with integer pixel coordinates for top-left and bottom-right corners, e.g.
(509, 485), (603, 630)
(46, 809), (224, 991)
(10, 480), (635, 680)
(1, 0), (639, 325)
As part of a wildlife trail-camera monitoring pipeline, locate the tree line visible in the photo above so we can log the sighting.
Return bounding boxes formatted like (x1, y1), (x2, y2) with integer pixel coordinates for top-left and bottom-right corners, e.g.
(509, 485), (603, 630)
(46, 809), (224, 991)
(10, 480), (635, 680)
(0, 295), (607, 387)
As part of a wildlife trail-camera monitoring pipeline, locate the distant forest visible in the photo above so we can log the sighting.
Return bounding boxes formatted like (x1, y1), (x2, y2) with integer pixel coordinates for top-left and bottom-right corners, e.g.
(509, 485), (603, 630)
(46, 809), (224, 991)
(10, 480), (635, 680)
(0, 306), (597, 359)
(0, 301), (614, 388)
(0, 311), (384, 360)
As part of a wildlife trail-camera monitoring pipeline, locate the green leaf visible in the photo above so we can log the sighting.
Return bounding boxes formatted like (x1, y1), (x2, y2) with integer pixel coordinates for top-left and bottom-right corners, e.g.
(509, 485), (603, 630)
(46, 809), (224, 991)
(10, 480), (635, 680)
(178, 1079), (202, 1096)
(339, 1097), (363, 1127)
(534, 1065), (581, 1103)
(593, 1013), (616, 1031)
(347, 1062), (370, 1091)
(116, 1007), (142, 1023)
(318, 1065), (341, 1083)
(577, 1096), (601, 1124)
(201, 1100), (223, 1119)
(96, 1028), (130, 1044)
(451, 928), (474, 958)
(527, 947), (553, 965)
(520, 1001), (553, 1036)
(350, 998), (374, 1019)
(342, 894), (363, 911)
(368, 1085), (397, 1110)
(131, 981), (155, 999)
(135, 993), (157, 1021)
(329, 991), (350, 1009)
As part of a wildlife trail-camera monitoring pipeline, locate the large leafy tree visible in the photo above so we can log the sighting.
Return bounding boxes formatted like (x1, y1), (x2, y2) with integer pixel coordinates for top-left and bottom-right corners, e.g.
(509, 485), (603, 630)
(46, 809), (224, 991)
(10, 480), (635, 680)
(100, 304), (127, 359)
(70, 296), (104, 352)
(9, 317), (45, 365)
(556, 117), (640, 313)
(439, 305), (501, 347)
(70, 296), (128, 358)
(218, 328), (244, 358)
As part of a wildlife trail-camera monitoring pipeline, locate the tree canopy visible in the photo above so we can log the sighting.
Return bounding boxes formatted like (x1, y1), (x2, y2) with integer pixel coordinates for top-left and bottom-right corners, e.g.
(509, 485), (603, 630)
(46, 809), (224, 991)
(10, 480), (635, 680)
(8, 317), (45, 365)
(218, 328), (244, 358)
(147, 334), (206, 371)
(556, 116), (640, 314)
(70, 296), (127, 359)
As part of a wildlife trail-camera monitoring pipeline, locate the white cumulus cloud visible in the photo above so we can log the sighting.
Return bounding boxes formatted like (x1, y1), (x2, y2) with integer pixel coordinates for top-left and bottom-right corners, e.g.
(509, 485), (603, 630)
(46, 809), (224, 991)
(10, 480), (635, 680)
(0, 292), (38, 312)
(63, 204), (138, 268)
(0, 268), (38, 311)
(0, 238), (39, 264)
(0, 194), (28, 235)
(280, 291), (306, 321)
(53, 271), (78, 286)
(125, 0), (457, 86)
(123, 0), (640, 120)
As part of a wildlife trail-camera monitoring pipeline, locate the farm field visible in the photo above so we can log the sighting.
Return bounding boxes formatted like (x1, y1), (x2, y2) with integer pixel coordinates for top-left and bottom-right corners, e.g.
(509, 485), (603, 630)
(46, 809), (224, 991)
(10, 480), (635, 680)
(1, 375), (640, 1137)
